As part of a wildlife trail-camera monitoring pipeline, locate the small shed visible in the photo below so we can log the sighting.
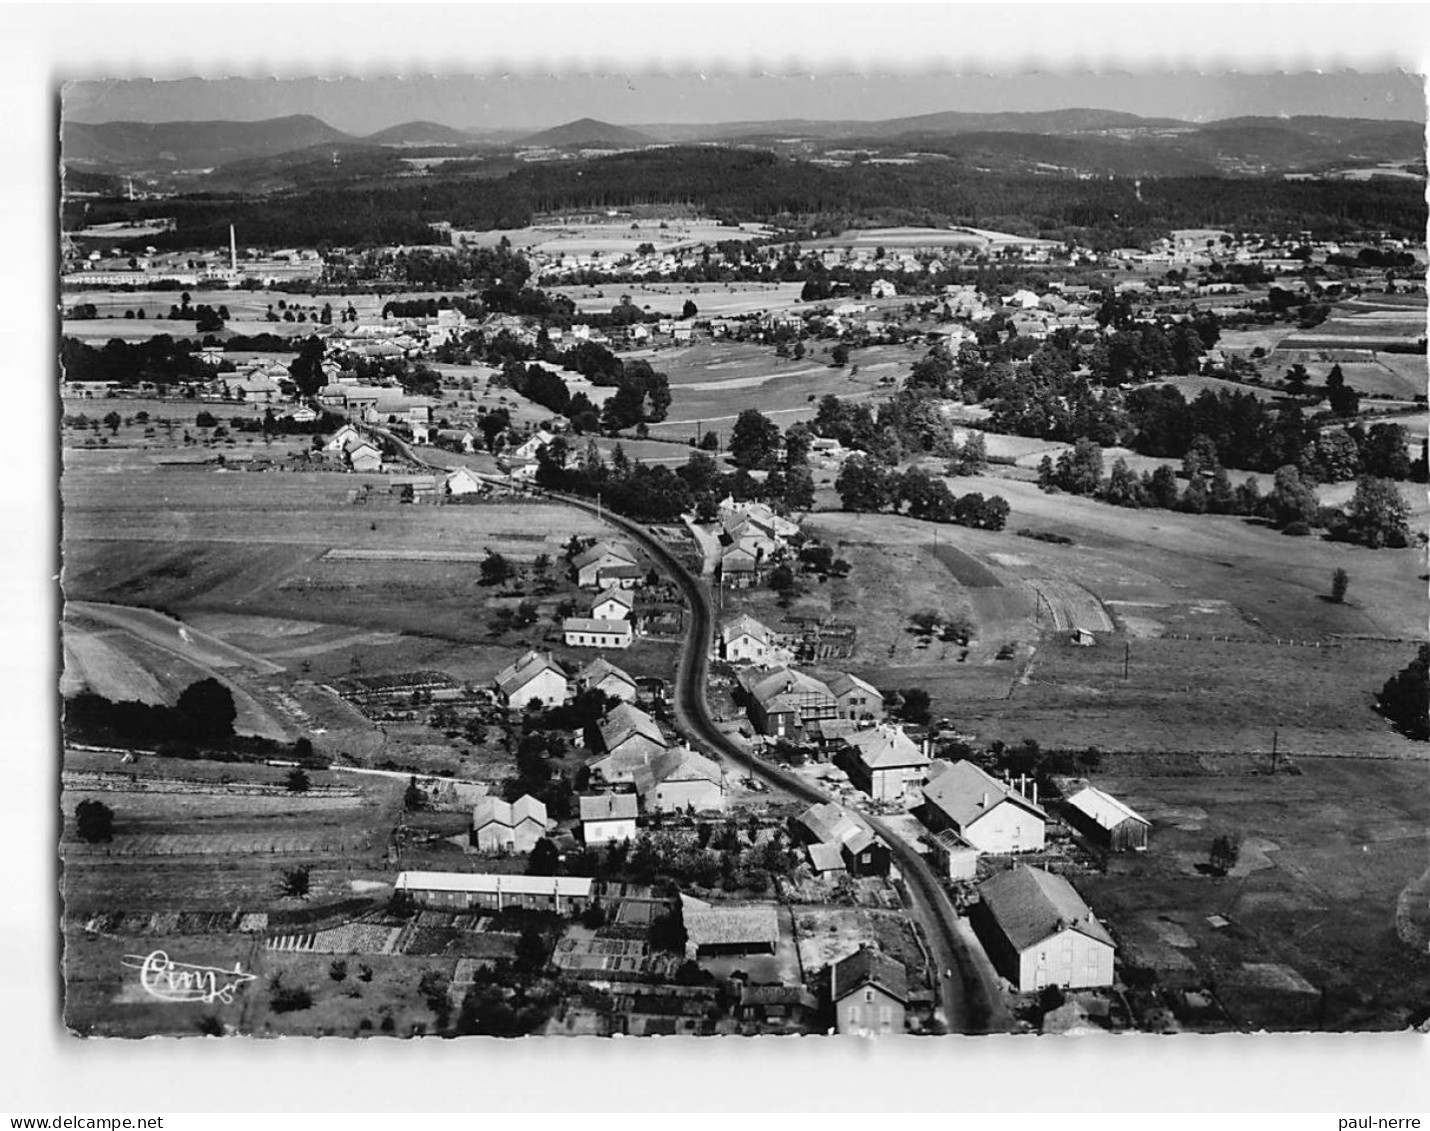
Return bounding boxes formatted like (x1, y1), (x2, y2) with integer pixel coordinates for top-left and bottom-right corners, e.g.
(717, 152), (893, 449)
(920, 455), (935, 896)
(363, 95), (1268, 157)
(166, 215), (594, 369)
(1071, 627), (1097, 647)
(1064, 785), (1151, 852)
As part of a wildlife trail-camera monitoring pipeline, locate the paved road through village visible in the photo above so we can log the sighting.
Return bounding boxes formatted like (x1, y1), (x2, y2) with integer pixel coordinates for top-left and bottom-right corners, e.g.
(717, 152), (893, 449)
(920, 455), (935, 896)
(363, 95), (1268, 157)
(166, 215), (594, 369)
(373, 428), (1012, 1032)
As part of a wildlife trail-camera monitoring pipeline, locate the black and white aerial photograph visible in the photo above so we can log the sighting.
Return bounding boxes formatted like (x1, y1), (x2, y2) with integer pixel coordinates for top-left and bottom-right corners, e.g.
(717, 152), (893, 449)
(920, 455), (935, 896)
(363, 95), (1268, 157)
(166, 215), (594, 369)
(11, 0), (1430, 1117)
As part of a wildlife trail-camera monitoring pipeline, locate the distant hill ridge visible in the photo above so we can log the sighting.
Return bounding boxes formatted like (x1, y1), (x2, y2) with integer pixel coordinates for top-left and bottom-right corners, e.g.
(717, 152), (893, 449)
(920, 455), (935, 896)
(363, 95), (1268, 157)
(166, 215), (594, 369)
(516, 117), (655, 149)
(61, 110), (1427, 176)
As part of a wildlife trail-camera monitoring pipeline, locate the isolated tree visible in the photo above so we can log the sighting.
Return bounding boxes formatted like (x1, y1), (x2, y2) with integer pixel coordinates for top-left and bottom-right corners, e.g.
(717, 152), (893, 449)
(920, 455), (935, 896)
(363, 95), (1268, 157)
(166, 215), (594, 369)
(830, 343), (851, 368)
(75, 799), (114, 843)
(103, 411), (122, 435)
(728, 408), (781, 471)
(1330, 568), (1350, 604)
(1208, 835), (1240, 877)
(175, 678), (237, 742)
(899, 687), (932, 726)
(682, 299), (698, 319)
(480, 549), (515, 586)
(527, 837), (560, 877)
(403, 775), (426, 812)
(280, 866), (311, 899)
(285, 767), (311, 794)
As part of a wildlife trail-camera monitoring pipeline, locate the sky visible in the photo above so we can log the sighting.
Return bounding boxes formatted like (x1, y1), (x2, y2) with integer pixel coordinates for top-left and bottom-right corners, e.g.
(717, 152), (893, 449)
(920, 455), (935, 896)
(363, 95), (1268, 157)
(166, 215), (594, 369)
(61, 70), (1427, 134)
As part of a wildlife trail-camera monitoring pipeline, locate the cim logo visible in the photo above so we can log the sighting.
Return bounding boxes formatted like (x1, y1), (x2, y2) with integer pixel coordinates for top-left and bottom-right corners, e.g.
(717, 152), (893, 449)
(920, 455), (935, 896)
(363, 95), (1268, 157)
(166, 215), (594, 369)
(120, 950), (257, 1005)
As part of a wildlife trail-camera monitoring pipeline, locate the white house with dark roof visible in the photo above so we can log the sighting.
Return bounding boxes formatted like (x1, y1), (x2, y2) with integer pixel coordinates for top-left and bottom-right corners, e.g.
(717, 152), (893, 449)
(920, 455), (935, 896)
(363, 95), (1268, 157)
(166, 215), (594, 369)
(494, 650), (569, 711)
(579, 792), (638, 845)
(719, 613), (774, 664)
(840, 725), (931, 803)
(976, 865), (1116, 993)
(632, 745), (726, 814)
(591, 586), (634, 621)
(920, 760), (1047, 854)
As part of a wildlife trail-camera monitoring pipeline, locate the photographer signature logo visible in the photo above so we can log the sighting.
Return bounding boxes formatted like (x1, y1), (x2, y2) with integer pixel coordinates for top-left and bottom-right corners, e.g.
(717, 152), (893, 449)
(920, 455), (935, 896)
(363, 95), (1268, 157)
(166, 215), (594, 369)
(121, 950), (257, 1005)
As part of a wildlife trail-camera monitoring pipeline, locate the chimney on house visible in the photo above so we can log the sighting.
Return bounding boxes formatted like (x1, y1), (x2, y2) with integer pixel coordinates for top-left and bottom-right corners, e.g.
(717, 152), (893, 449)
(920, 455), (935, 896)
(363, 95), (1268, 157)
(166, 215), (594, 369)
(981, 792), (989, 809)
(1031, 781), (1038, 806)
(229, 224), (237, 272)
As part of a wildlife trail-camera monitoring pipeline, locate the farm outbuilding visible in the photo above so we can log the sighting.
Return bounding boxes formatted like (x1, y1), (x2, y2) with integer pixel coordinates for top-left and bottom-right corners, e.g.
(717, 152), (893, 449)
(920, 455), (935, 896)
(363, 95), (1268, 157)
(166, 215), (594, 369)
(1063, 785), (1151, 852)
(395, 871), (593, 914)
(683, 901), (780, 959)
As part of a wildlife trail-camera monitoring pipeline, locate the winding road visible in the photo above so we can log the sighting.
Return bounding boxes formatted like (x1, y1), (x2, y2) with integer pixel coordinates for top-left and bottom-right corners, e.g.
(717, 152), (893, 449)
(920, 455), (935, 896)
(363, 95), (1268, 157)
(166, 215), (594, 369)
(374, 425), (1012, 1032)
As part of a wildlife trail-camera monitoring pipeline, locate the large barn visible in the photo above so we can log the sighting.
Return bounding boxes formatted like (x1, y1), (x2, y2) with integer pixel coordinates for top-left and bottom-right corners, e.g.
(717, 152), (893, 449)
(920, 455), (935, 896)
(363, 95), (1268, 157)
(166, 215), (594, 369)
(975, 865), (1116, 994)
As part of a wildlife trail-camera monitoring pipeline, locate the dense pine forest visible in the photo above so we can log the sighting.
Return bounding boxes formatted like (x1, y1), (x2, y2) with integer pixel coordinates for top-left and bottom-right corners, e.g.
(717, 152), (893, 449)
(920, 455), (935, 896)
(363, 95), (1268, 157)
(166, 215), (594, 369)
(64, 146), (1428, 252)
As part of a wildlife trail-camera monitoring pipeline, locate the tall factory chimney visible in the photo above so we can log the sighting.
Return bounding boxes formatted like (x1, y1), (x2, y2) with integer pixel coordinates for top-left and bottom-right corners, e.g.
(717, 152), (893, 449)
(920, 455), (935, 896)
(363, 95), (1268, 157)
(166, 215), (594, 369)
(229, 225), (237, 271)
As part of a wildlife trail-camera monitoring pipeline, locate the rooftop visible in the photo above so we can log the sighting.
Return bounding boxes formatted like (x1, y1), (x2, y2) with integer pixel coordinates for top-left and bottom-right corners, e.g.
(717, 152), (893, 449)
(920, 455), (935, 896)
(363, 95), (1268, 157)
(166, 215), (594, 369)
(979, 865), (1114, 952)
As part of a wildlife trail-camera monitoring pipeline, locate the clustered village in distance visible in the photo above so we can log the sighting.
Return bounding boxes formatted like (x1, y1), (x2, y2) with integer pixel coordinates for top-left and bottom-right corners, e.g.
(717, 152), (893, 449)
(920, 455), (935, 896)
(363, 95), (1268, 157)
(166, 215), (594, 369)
(59, 96), (1430, 1038)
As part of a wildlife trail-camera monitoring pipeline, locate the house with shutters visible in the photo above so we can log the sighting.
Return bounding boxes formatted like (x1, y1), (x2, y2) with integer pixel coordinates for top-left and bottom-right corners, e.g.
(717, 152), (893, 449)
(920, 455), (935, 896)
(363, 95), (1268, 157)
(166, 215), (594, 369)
(737, 667), (838, 739)
(831, 946), (908, 1036)
(840, 725), (931, 804)
(574, 656), (639, 703)
(827, 672), (884, 721)
(579, 792), (638, 845)
(493, 650), (569, 711)
(633, 745), (726, 814)
(919, 760), (1047, 855)
(469, 794), (548, 854)
(975, 865), (1116, 993)
(719, 613), (774, 664)
(591, 586), (634, 621)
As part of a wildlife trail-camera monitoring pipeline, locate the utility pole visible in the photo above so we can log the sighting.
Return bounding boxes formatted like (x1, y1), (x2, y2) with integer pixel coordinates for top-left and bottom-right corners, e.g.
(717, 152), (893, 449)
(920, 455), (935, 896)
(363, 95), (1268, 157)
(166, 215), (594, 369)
(1123, 641), (1130, 680)
(1271, 727), (1279, 774)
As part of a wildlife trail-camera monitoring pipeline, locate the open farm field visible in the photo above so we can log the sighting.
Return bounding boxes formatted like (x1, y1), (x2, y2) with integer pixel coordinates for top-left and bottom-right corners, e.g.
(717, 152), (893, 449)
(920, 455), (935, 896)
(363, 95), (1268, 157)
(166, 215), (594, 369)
(1156, 374), (1287, 404)
(957, 633), (1423, 757)
(799, 480), (1425, 756)
(426, 363), (559, 429)
(1078, 756), (1430, 1031)
(1210, 326), (1297, 355)
(1261, 357), (1427, 400)
(63, 464), (606, 555)
(640, 339), (906, 439)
